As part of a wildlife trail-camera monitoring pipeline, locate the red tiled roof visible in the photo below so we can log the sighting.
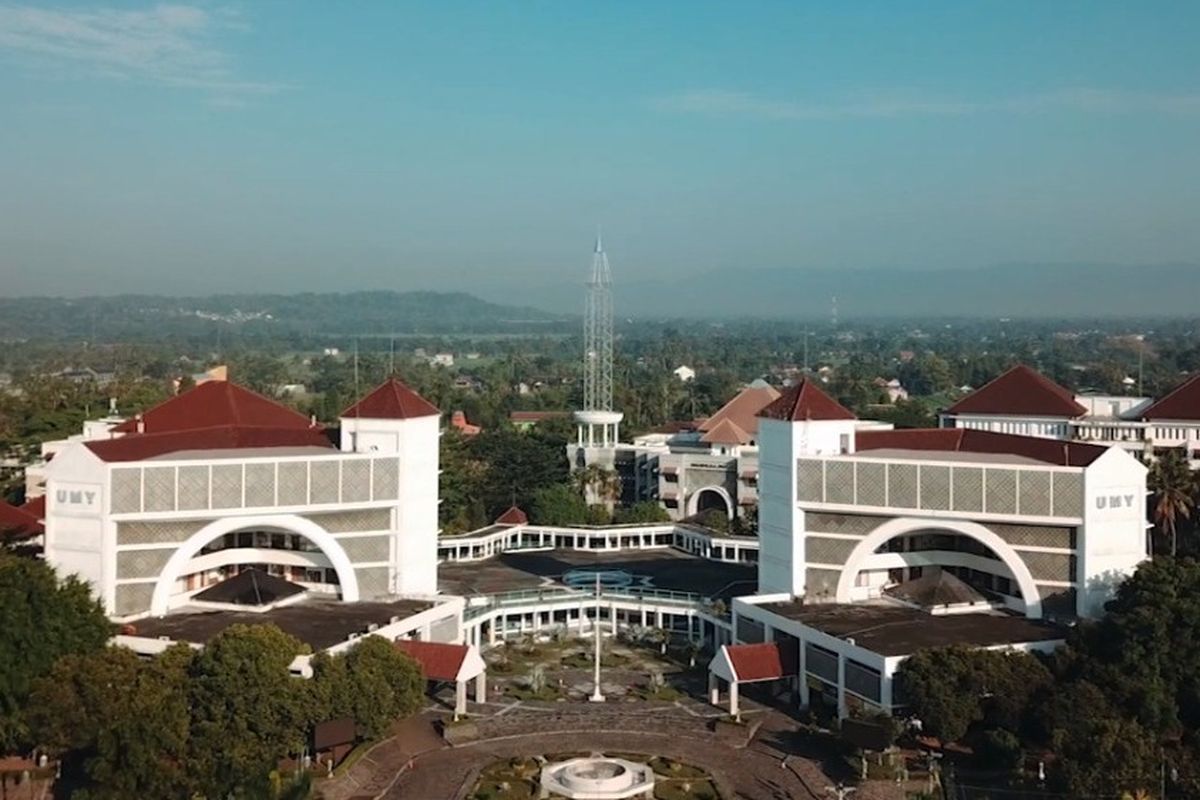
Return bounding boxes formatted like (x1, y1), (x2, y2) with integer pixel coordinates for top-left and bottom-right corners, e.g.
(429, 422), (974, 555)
(758, 378), (856, 422)
(20, 495), (45, 521)
(85, 425), (333, 463)
(700, 418), (750, 446)
(945, 365), (1086, 418)
(700, 383), (781, 440)
(1141, 374), (1200, 421)
(0, 501), (42, 538)
(450, 410), (482, 436)
(114, 381), (316, 434)
(394, 640), (469, 682)
(725, 642), (797, 682)
(856, 428), (1108, 467)
(495, 505), (529, 525)
(342, 378), (439, 420)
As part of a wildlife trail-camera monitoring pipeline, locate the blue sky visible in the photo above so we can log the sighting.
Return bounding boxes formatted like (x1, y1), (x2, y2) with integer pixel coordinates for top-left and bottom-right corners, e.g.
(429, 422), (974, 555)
(0, 2), (1198, 297)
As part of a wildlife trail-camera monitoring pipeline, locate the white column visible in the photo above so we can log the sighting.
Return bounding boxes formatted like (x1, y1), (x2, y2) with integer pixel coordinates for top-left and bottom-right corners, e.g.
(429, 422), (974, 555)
(455, 680), (467, 718)
(474, 672), (487, 702)
(709, 673), (719, 706)
(729, 682), (740, 718)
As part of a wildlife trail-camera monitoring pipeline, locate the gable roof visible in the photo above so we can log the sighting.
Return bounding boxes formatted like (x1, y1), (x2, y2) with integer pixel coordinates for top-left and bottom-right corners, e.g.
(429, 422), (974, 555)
(700, 417), (750, 446)
(856, 427), (1108, 467)
(113, 381), (316, 434)
(722, 642), (798, 682)
(699, 382), (781, 440)
(495, 505), (529, 526)
(394, 640), (472, 682)
(945, 365), (1086, 418)
(85, 425), (333, 463)
(1141, 374), (1200, 421)
(758, 378), (856, 422)
(341, 378), (439, 420)
(0, 501), (42, 539)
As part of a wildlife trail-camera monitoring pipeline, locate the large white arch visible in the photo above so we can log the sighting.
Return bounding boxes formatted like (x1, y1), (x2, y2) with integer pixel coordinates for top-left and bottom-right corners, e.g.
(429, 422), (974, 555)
(149, 514), (361, 616)
(833, 516), (1042, 619)
(687, 485), (734, 520)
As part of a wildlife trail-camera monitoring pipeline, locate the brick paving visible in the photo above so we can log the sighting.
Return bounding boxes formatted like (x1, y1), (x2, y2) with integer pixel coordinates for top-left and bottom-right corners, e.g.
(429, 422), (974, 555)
(316, 699), (916, 800)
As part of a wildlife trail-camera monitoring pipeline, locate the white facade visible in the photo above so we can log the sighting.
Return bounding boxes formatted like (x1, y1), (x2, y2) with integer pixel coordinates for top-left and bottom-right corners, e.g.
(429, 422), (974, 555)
(43, 408), (440, 620)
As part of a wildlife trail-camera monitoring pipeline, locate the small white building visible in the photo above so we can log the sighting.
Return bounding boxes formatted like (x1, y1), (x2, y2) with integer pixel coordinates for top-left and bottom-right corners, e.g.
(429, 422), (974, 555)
(673, 365), (696, 383)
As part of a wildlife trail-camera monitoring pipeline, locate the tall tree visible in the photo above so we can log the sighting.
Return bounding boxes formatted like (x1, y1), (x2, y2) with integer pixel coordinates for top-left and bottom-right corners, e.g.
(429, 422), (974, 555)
(0, 554), (112, 752)
(1148, 448), (1196, 556)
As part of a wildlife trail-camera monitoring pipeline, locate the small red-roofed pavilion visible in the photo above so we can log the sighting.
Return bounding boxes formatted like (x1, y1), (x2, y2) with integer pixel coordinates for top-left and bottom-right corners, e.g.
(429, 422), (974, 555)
(708, 641), (798, 717)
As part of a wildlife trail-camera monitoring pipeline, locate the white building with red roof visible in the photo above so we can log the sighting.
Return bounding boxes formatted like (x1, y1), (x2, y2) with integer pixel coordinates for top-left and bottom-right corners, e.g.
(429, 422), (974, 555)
(939, 363), (1200, 464)
(42, 377), (442, 620)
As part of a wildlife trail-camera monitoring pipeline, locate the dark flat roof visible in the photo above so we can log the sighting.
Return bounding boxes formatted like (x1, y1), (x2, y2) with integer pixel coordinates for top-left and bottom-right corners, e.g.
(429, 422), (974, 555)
(757, 601), (1066, 657)
(439, 548), (756, 599)
(132, 597), (434, 652)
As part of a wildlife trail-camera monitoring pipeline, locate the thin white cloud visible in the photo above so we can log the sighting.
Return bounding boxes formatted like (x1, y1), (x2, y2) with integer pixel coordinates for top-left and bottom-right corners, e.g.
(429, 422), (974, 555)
(0, 3), (283, 96)
(655, 88), (1200, 120)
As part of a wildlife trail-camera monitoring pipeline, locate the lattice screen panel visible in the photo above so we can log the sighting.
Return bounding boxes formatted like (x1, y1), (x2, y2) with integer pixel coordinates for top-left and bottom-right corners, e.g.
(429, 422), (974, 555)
(143, 467), (175, 513)
(111, 468), (142, 514)
(114, 583), (154, 617)
(1051, 472), (1084, 517)
(310, 509), (391, 533)
(887, 463), (918, 508)
(1018, 471), (1052, 517)
(277, 462), (308, 506)
(177, 465), (209, 511)
(952, 467), (984, 513)
(984, 469), (1018, 515)
(797, 461), (824, 503)
(805, 512), (881, 536)
(372, 459), (399, 501)
(355, 566), (391, 598)
(118, 519), (206, 546)
(1020, 551), (1075, 582)
(244, 462), (276, 507)
(211, 464), (243, 509)
(919, 465), (951, 511)
(855, 461), (887, 507)
(992, 523), (1074, 550)
(341, 459), (371, 503)
(337, 535), (390, 563)
(805, 535), (858, 566)
(825, 461), (856, 505)
(116, 548), (173, 579)
(309, 461), (340, 505)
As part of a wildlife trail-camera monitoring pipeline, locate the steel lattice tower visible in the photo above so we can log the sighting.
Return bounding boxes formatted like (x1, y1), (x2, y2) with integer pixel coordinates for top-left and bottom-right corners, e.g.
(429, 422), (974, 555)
(583, 233), (614, 412)
(574, 233), (622, 449)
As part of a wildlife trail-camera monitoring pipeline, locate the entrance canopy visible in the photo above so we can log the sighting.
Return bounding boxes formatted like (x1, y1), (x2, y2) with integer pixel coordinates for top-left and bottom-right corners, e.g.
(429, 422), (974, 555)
(710, 641), (797, 685)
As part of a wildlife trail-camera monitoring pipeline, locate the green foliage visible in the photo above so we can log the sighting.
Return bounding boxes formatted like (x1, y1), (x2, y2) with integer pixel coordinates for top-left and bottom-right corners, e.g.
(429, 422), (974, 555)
(613, 501), (671, 524)
(896, 645), (1050, 743)
(531, 483), (589, 526)
(1148, 448), (1197, 556)
(308, 636), (425, 739)
(0, 553), (112, 752)
(974, 728), (1023, 772)
(186, 624), (311, 796)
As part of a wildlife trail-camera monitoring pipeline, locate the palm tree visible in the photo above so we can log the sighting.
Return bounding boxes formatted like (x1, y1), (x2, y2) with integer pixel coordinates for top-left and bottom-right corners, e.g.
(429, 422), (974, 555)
(1148, 448), (1198, 556)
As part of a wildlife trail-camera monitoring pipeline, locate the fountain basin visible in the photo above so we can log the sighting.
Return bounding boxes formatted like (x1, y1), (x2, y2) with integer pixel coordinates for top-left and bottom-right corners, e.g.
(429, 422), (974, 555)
(540, 756), (655, 799)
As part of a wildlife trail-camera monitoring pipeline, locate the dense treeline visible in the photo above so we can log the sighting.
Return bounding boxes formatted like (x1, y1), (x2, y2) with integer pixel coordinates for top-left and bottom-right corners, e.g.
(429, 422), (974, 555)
(0, 554), (424, 799)
(898, 558), (1200, 797)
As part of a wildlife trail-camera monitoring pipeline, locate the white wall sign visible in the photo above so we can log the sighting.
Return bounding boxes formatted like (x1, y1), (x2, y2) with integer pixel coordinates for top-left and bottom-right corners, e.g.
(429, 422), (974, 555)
(51, 482), (103, 517)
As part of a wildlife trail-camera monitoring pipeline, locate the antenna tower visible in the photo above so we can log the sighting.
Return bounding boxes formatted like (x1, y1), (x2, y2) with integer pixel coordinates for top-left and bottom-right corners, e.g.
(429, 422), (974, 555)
(583, 233), (614, 413)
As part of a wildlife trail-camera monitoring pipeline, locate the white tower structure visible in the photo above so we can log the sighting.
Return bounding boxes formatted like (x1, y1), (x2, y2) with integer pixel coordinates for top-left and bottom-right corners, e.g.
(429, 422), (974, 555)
(575, 233), (623, 448)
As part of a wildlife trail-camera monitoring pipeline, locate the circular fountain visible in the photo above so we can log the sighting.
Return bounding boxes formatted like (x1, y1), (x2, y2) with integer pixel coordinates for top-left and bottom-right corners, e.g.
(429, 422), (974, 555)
(540, 756), (655, 799)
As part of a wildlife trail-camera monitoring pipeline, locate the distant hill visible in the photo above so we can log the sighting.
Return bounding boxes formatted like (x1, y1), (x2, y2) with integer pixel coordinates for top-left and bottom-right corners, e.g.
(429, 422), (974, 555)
(473, 262), (1200, 319)
(0, 291), (568, 341)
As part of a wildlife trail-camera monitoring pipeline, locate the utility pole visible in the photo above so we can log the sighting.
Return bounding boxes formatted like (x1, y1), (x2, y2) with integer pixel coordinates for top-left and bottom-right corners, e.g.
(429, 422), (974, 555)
(589, 572), (605, 702)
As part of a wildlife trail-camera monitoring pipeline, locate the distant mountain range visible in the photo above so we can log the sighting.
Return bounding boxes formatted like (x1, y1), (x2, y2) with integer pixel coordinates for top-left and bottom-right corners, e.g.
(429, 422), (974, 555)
(0, 291), (568, 341)
(472, 262), (1200, 319)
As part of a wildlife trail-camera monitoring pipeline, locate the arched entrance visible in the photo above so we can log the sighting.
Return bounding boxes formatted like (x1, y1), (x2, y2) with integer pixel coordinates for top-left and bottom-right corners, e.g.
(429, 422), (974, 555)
(834, 517), (1043, 618)
(149, 514), (360, 616)
(688, 486), (734, 520)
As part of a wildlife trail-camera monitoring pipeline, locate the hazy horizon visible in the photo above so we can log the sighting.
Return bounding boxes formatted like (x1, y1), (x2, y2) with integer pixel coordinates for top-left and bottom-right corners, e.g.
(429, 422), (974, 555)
(1, 2), (1199, 297)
